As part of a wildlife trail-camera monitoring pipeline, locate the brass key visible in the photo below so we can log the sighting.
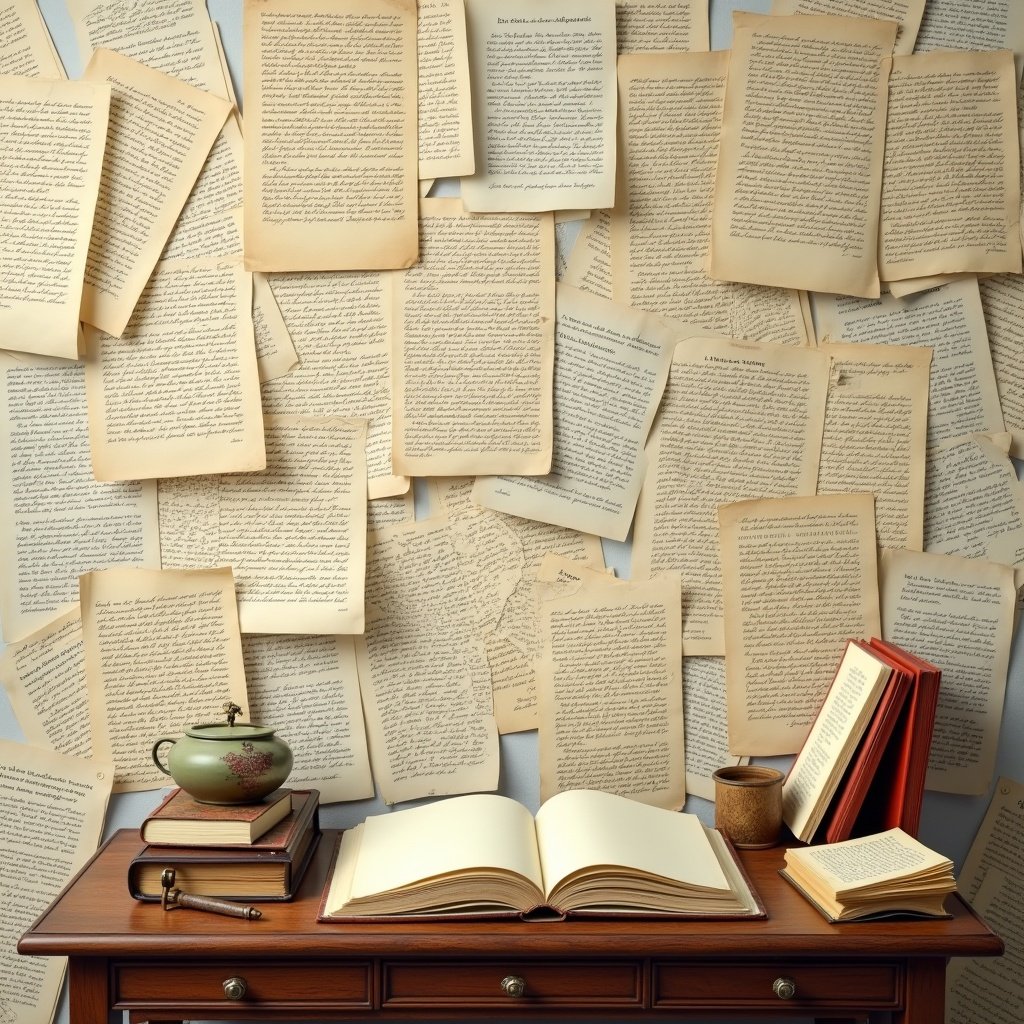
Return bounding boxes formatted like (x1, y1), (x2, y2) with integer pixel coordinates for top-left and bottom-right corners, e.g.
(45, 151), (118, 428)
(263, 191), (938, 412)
(160, 868), (262, 920)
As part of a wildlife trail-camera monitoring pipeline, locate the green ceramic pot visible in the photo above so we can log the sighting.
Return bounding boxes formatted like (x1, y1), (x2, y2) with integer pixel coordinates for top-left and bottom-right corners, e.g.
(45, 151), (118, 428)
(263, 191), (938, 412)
(152, 708), (293, 804)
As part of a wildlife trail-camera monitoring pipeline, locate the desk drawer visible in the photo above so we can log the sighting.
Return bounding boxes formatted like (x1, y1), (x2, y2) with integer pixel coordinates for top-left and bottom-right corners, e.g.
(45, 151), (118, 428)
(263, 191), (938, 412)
(653, 959), (900, 1012)
(383, 960), (643, 1009)
(114, 960), (373, 1011)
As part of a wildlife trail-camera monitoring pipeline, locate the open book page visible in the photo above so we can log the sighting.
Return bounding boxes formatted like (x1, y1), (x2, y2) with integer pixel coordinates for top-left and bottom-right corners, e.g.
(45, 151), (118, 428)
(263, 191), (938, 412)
(242, 0), (418, 272)
(461, 0), (617, 213)
(0, 606), (91, 758)
(356, 519), (500, 804)
(633, 338), (829, 655)
(65, 0), (229, 98)
(417, 0), (474, 179)
(880, 547), (1014, 796)
(615, 0), (708, 53)
(431, 478), (604, 733)
(0, 739), (111, 1024)
(980, 273), (1024, 457)
(159, 416), (368, 635)
(79, 49), (230, 337)
(241, 634), (373, 804)
(915, 0), (1024, 67)
(252, 274), (299, 384)
(946, 866), (1024, 1024)
(261, 270), (409, 498)
(770, 0), (924, 54)
(880, 51), (1021, 282)
(535, 789), (729, 902)
(959, 777), (1024, 901)
(818, 344), (929, 550)
(473, 284), (675, 541)
(781, 641), (894, 842)
(392, 198), (555, 476)
(83, 257), (265, 481)
(80, 566), (248, 792)
(924, 434), (1024, 559)
(812, 279), (1005, 449)
(562, 209), (613, 300)
(721, 493), (881, 756)
(536, 575), (684, 809)
(0, 352), (159, 642)
(0, 77), (108, 360)
(683, 657), (747, 802)
(1, 0), (65, 76)
(614, 52), (809, 346)
(710, 13), (895, 298)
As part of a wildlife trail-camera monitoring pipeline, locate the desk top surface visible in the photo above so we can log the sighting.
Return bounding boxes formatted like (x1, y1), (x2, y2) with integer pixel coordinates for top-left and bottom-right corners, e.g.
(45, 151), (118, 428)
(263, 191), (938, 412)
(19, 828), (1003, 961)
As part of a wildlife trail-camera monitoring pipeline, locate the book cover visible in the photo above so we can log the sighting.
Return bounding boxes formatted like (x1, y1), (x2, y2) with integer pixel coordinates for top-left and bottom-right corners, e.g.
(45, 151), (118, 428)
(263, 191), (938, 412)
(140, 787), (293, 846)
(128, 790), (320, 901)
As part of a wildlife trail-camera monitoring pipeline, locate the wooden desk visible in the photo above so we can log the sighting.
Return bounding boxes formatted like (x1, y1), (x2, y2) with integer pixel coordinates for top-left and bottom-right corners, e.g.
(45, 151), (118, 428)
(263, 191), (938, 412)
(20, 829), (1002, 1024)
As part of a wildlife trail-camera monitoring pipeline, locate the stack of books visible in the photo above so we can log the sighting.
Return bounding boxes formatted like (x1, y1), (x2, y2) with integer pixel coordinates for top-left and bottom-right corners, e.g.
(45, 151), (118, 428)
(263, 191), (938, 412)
(128, 788), (320, 901)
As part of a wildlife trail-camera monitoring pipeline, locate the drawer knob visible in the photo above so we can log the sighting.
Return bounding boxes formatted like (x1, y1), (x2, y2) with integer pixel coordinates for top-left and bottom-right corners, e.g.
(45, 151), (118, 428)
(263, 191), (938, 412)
(501, 974), (526, 998)
(773, 976), (797, 1001)
(223, 976), (248, 1001)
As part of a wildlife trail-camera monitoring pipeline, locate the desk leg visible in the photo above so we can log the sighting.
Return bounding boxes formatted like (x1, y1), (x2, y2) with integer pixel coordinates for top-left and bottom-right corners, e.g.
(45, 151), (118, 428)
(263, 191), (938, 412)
(68, 959), (109, 1024)
(895, 958), (946, 1024)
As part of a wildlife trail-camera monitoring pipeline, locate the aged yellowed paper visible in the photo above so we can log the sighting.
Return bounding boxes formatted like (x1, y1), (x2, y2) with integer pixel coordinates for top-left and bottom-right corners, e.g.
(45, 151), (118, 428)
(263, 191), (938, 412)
(710, 13), (895, 298)
(243, 0), (419, 272)
(615, 0), (708, 53)
(461, 0), (618, 212)
(562, 208), (613, 300)
(80, 565), (249, 792)
(721, 493), (881, 755)
(682, 657), (747, 802)
(0, 0), (65, 77)
(769, 0), (924, 53)
(0, 77), (109, 360)
(980, 273), (1024, 457)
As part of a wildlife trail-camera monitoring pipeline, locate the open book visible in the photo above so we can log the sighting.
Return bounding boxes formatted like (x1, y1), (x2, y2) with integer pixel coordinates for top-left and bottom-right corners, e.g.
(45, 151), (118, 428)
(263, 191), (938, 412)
(320, 789), (764, 919)
(780, 829), (955, 923)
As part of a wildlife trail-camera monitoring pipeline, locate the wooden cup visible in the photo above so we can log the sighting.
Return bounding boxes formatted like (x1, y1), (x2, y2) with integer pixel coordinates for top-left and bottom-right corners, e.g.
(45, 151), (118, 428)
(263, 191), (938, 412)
(712, 765), (784, 849)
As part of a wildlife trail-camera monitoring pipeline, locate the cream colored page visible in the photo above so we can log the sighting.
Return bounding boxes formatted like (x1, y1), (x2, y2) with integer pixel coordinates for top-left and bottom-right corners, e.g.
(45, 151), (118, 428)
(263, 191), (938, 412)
(351, 795), (542, 898)
(790, 828), (950, 887)
(0, 78), (108, 360)
(924, 434), (1024, 560)
(212, 20), (237, 103)
(562, 208), (613, 300)
(537, 575), (684, 809)
(0, 607), (91, 758)
(880, 547), (1014, 796)
(156, 475), (220, 571)
(243, 0), (418, 272)
(0, 740), (111, 1024)
(0, 353), (159, 643)
(66, 0), (229, 98)
(252, 273), (299, 384)
(980, 273), (1024, 457)
(356, 519), (500, 804)
(392, 199), (555, 476)
(368, 491), (416, 531)
(915, 0), (1024, 66)
(632, 338), (830, 655)
(710, 14), (895, 299)
(473, 284), (676, 542)
(615, 0), (708, 53)
(417, 0), (474, 179)
(817, 356), (929, 550)
(242, 634), (374, 804)
(433, 478), (604, 734)
(770, 0), (924, 54)
(959, 777), (1024, 901)
(79, 49), (230, 337)
(0, 0), (64, 75)
(461, 0), (618, 212)
(721, 493), (881, 756)
(615, 52), (809, 346)
(946, 866), (1024, 1024)
(80, 565), (248, 792)
(683, 657), (746, 802)
(812, 279), (1005, 449)
(781, 642), (893, 841)
(881, 51), (1022, 281)
(261, 270), (408, 498)
(84, 257), (265, 481)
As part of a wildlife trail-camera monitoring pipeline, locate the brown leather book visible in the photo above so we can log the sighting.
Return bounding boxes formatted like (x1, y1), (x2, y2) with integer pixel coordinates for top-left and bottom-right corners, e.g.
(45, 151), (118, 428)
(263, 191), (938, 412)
(140, 787), (293, 846)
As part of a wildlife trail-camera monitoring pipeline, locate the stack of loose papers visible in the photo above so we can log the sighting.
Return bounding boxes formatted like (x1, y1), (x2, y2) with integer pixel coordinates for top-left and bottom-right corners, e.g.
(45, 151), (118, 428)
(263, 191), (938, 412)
(781, 829), (955, 923)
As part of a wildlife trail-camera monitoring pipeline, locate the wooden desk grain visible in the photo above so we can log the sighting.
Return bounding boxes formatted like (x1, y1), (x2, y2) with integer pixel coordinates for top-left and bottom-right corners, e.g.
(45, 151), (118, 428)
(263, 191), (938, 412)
(19, 829), (1003, 1024)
